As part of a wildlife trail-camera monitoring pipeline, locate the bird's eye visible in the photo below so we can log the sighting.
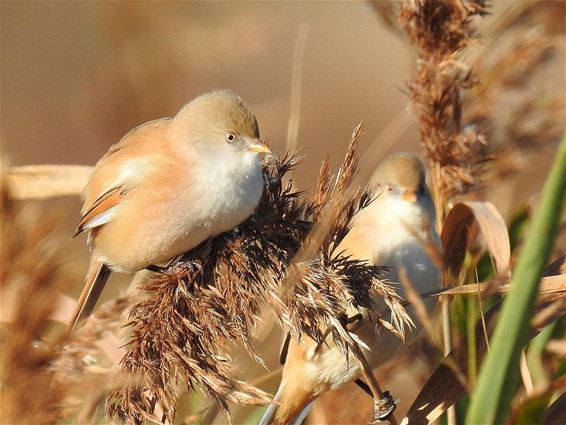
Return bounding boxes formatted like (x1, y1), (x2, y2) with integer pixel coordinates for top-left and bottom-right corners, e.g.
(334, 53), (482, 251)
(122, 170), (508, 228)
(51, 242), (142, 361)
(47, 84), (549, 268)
(225, 133), (236, 143)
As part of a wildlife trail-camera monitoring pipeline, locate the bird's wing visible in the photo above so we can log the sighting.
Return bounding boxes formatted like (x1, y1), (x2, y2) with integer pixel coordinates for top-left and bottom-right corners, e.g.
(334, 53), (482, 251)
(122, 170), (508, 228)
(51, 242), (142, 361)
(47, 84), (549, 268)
(76, 118), (173, 236)
(74, 185), (126, 235)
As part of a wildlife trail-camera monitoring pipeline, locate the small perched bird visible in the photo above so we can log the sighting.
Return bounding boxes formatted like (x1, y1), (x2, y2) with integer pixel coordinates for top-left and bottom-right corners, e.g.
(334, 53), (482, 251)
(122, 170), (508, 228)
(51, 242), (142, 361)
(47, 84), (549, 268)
(69, 90), (271, 329)
(260, 152), (441, 425)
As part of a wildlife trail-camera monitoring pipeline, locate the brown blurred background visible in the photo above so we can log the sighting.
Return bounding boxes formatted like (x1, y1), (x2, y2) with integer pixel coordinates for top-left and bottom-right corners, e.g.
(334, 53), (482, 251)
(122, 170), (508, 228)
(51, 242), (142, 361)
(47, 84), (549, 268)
(1, 1), (413, 176)
(1, 1), (564, 424)
(3, 1), (563, 213)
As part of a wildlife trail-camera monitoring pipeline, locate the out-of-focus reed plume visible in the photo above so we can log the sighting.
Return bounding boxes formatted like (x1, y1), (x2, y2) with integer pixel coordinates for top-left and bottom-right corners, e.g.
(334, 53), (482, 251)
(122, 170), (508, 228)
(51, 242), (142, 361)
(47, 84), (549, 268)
(465, 20), (565, 183)
(400, 0), (488, 227)
(106, 156), (307, 423)
(0, 160), (131, 424)
(0, 160), (70, 424)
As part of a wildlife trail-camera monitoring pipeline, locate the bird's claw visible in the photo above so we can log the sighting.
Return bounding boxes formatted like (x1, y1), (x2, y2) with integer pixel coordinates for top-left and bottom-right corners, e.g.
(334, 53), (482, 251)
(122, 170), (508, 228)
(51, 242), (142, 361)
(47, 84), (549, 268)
(370, 391), (396, 423)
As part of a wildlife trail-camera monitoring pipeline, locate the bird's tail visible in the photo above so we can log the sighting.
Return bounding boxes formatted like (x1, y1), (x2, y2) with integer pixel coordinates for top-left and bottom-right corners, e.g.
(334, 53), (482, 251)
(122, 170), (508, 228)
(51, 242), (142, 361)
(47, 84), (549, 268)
(258, 380), (313, 425)
(258, 382), (284, 425)
(68, 259), (111, 330)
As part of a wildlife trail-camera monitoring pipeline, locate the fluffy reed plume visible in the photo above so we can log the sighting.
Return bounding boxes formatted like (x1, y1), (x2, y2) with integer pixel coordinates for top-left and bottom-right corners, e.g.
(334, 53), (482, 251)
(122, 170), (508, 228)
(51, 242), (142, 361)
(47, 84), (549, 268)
(400, 0), (488, 221)
(109, 128), (410, 424)
(106, 156), (306, 423)
(465, 25), (564, 180)
(52, 295), (132, 422)
(285, 125), (409, 343)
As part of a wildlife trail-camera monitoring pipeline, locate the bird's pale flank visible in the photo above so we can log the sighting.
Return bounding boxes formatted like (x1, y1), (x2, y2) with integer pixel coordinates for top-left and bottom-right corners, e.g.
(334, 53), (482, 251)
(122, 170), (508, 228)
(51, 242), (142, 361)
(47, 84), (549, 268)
(260, 152), (441, 425)
(69, 90), (270, 329)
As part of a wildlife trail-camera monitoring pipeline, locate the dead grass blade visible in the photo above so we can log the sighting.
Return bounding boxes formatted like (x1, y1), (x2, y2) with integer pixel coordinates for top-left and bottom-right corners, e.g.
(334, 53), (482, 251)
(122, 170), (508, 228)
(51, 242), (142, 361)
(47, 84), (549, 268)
(441, 200), (511, 278)
(7, 165), (92, 199)
(438, 274), (566, 297)
(542, 392), (566, 425)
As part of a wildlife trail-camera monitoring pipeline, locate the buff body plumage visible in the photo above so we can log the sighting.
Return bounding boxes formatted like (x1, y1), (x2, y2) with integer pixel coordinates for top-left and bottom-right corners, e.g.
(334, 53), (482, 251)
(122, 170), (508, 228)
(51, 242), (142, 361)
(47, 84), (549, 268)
(70, 90), (270, 329)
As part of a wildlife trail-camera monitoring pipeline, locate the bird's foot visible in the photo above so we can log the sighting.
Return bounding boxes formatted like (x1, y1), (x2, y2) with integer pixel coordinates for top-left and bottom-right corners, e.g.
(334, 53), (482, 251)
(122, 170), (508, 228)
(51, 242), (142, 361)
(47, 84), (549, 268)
(146, 255), (201, 274)
(146, 263), (168, 273)
(183, 260), (203, 275)
(147, 255), (184, 273)
(370, 391), (396, 423)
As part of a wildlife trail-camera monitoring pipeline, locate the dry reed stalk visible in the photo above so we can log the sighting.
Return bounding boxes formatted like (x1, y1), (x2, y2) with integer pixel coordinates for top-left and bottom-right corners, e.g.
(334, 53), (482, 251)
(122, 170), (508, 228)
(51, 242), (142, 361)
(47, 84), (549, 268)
(286, 23), (309, 153)
(7, 165), (93, 199)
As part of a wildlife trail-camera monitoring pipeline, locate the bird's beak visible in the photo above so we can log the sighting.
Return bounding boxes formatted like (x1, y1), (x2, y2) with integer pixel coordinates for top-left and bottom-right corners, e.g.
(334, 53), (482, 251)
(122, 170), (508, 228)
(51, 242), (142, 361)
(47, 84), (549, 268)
(247, 140), (272, 155)
(401, 189), (418, 203)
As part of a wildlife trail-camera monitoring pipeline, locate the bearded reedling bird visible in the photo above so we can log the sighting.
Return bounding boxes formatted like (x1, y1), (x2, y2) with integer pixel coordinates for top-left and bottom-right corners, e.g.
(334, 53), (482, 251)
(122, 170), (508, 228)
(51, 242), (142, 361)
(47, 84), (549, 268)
(260, 152), (441, 425)
(69, 90), (271, 330)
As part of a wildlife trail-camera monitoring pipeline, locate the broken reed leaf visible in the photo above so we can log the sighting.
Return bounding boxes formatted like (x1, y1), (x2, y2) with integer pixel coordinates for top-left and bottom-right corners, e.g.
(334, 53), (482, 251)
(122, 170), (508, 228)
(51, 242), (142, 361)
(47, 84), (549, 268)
(441, 200), (511, 278)
(111, 141), (411, 423)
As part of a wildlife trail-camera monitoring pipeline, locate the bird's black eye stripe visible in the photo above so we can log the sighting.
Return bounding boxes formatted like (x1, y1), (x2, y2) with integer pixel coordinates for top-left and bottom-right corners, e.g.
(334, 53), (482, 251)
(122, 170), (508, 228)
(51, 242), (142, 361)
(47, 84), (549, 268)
(226, 133), (236, 143)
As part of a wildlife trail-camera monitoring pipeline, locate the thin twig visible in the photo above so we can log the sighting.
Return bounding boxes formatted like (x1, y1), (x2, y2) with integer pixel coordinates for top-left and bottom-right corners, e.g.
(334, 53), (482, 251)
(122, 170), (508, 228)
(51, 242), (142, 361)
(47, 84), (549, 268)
(286, 23), (310, 153)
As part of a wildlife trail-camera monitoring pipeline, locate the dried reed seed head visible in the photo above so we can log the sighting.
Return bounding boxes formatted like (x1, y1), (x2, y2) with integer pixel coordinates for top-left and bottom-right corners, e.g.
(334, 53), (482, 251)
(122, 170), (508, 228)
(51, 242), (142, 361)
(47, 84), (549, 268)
(400, 0), (488, 59)
(463, 20), (563, 184)
(0, 174), (69, 424)
(400, 0), (489, 204)
(108, 155), (310, 423)
(110, 140), (411, 424)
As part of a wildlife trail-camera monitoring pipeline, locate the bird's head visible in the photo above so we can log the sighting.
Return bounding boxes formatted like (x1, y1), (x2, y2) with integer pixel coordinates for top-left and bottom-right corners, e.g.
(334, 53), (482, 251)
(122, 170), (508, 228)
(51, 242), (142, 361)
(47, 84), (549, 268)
(372, 152), (427, 203)
(172, 89), (271, 161)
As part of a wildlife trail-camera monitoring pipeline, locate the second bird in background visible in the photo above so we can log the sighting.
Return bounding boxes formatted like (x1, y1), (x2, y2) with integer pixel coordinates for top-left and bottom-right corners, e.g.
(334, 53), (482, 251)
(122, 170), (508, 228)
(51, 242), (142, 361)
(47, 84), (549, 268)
(260, 152), (441, 425)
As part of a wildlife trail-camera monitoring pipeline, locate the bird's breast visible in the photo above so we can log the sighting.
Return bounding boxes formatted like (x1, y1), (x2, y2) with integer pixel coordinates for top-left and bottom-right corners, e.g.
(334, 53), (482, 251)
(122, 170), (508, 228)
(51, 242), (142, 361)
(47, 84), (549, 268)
(191, 153), (264, 234)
